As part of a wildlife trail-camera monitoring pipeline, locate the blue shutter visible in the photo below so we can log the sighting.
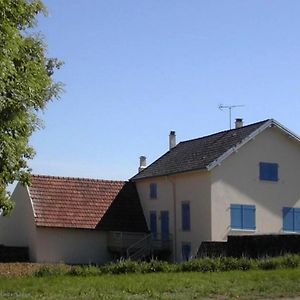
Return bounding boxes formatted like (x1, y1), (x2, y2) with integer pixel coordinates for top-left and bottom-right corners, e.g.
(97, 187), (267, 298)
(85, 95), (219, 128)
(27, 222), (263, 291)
(259, 162), (278, 181)
(161, 211), (169, 241)
(182, 243), (191, 261)
(243, 205), (256, 230)
(270, 163), (278, 181)
(259, 162), (268, 180)
(150, 212), (157, 238)
(231, 204), (242, 229)
(182, 202), (190, 231)
(294, 208), (300, 232)
(283, 207), (294, 231)
(150, 183), (157, 199)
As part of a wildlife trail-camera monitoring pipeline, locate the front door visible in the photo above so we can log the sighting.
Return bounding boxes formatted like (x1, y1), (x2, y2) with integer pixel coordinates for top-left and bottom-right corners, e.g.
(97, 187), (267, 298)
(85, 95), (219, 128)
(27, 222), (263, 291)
(161, 211), (169, 241)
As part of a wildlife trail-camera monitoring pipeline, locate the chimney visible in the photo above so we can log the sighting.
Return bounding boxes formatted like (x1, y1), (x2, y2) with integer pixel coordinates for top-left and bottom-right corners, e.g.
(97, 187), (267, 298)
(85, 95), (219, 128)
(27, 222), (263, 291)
(235, 118), (243, 129)
(169, 131), (176, 150)
(138, 156), (147, 172)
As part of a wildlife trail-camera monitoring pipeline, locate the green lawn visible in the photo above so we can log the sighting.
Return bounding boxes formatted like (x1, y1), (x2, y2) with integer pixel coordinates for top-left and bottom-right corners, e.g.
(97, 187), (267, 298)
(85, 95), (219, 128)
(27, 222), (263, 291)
(0, 269), (299, 299)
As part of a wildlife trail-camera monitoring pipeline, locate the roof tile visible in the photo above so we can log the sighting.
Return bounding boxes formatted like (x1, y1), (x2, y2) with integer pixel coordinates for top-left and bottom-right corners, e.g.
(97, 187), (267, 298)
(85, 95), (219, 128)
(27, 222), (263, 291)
(29, 175), (148, 232)
(132, 120), (269, 180)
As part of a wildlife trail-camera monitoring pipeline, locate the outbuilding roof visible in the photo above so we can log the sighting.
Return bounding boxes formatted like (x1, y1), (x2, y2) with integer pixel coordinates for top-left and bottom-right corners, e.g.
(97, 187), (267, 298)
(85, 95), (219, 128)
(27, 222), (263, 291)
(132, 119), (270, 180)
(28, 175), (148, 232)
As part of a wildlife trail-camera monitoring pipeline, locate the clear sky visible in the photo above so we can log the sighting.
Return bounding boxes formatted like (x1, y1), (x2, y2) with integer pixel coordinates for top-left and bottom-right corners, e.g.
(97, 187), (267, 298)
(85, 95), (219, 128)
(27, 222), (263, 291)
(29, 0), (300, 180)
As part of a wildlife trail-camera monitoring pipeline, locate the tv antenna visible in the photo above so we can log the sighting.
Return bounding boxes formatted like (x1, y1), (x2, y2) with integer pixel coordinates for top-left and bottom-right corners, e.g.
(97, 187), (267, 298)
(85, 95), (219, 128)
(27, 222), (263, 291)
(218, 104), (245, 129)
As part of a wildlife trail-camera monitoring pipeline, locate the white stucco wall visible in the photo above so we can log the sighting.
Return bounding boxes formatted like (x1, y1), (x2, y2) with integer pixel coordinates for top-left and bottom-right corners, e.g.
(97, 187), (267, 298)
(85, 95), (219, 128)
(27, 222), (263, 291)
(0, 183), (37, 261)
(35, 227), (110, 264)
(211, 126), (300, 241)
(135, 170), (211, 262)
(0, 183), (111, 264)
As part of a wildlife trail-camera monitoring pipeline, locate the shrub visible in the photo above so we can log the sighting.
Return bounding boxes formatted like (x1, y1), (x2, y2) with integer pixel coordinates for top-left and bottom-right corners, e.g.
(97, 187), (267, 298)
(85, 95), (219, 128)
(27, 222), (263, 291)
(180, 257), (219, 272)
(32, 254), (300, 277)
(236, 257), (253, 271)
(68, 265), (102, 276)
(218, 257), (239, 271)
(140, 259), (173, 273)
(278, 254), (299, 269)
(34, 265), (68, 277)
(102, 259), (141, 274)
(257, 258), (280, 270)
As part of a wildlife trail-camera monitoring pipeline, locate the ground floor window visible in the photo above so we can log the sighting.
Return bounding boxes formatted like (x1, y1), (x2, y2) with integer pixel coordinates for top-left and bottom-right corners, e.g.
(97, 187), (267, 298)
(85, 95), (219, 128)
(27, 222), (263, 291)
(182, 242), (191, 261)
(150, 211), (157, 238)
(283, 207), (300, 232)
(230, 204), (256, 230)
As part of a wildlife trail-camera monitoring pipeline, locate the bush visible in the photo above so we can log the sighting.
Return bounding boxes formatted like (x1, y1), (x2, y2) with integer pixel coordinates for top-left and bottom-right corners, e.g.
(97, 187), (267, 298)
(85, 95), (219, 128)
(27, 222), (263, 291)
(32, 254), (300, 277)
(102, 259), (141, 274)
(257, 258), (280, 270)
(219, 257), (239, 271)
(68, 265), (102, 276)
(180, 257), (219, 272)
(34, 264), (68, 277)
(278, 254), (299, 269)
(236, 257), (253, 271)
(140, 259), (173, 273)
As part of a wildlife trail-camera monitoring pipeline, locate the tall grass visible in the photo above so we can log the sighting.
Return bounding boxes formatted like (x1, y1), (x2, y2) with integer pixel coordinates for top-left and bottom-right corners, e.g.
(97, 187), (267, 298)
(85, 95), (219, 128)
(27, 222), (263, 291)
(33, 254), (300, 277)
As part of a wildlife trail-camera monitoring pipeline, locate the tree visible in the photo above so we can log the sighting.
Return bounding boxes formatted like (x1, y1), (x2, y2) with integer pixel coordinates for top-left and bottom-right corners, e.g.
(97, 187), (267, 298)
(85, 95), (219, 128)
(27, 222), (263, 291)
(0, 0), (63, 215)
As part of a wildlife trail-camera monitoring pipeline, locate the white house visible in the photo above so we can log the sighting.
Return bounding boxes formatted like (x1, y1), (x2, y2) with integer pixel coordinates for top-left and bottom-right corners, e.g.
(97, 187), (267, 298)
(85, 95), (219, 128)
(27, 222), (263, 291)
(132, 119), (300, 261)
(2, 118), (300, 263)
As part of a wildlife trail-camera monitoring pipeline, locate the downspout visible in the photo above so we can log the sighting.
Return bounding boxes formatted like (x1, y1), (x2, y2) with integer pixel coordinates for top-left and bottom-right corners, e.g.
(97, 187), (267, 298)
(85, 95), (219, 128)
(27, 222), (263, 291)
(166, 176), (177, 262)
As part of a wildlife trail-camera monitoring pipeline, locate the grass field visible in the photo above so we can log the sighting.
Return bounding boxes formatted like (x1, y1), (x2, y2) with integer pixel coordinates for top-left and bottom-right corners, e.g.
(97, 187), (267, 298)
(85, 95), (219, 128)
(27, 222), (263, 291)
(0, 268), (300, 299)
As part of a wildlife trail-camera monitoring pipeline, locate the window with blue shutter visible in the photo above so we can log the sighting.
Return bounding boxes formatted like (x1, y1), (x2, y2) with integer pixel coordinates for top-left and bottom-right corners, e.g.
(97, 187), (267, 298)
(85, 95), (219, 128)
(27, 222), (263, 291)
(294, 209), (300, 232)
(231, 204), (242, 229)
(230, 204), (256, 230)
(283, 207), (300, 232)
(182, 202), (191, 231)
(149, 183), (157, 199)
(259, 162), (279, 181)
(150, 211), (157, 238)
(182, 243), (191, 261)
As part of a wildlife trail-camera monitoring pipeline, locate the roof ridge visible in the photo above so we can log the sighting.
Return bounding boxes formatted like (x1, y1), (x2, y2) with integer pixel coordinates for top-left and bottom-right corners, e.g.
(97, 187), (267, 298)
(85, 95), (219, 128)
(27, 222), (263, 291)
(31, 174), (125, 183)
(131, 118), (272, 180)
(179, 119), (270, 145)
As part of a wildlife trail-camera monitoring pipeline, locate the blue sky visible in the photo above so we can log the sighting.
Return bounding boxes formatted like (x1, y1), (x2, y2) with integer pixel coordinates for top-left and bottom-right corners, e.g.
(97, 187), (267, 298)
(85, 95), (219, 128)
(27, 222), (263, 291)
(29, 0), (300, 180)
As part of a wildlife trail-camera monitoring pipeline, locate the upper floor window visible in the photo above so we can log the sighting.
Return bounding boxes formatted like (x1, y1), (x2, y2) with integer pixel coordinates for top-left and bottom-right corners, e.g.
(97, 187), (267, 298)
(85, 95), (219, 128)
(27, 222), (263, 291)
(259, 162), (278, 182)
(230, 204), (256, 230)
(283, 207), (300, 232)
(149, 183), (157, 199)
(181, 202), (191, 231)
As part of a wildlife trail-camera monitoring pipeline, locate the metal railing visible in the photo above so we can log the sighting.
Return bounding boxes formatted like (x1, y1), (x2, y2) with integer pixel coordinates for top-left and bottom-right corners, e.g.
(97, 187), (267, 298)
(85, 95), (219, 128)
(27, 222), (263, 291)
(126, 233), (152, 259)
(108, 231), (173, 260)
(127, 233), (172, 260)
(107, 231), (147, 252)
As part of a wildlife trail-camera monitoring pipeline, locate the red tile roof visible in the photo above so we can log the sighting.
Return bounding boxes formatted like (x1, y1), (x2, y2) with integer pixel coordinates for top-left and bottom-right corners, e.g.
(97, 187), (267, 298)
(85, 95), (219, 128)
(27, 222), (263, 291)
(28, 175), (148, 232)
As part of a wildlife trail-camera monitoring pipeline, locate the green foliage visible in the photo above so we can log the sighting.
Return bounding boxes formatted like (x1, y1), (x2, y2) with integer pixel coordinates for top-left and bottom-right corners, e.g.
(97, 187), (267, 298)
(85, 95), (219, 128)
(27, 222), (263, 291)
(279, 254), (300, 269)
(257, 258), (280, 270)
(34, 264), (68, 277)
(68, 265), (102, 277)
(102, 259), (141, 274)
(140, 259), (173, 273)
(31, 255), (300, 278)
(256, 254), (300, 270)
(180, 257), (219, 272)
(235, 257), (253, 270)
(0, 0), (63, 214)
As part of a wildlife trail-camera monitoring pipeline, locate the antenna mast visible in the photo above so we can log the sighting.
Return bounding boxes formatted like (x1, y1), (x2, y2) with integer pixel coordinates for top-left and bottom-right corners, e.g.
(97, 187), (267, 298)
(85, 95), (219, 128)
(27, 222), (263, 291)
(218, 104), (245, 129)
